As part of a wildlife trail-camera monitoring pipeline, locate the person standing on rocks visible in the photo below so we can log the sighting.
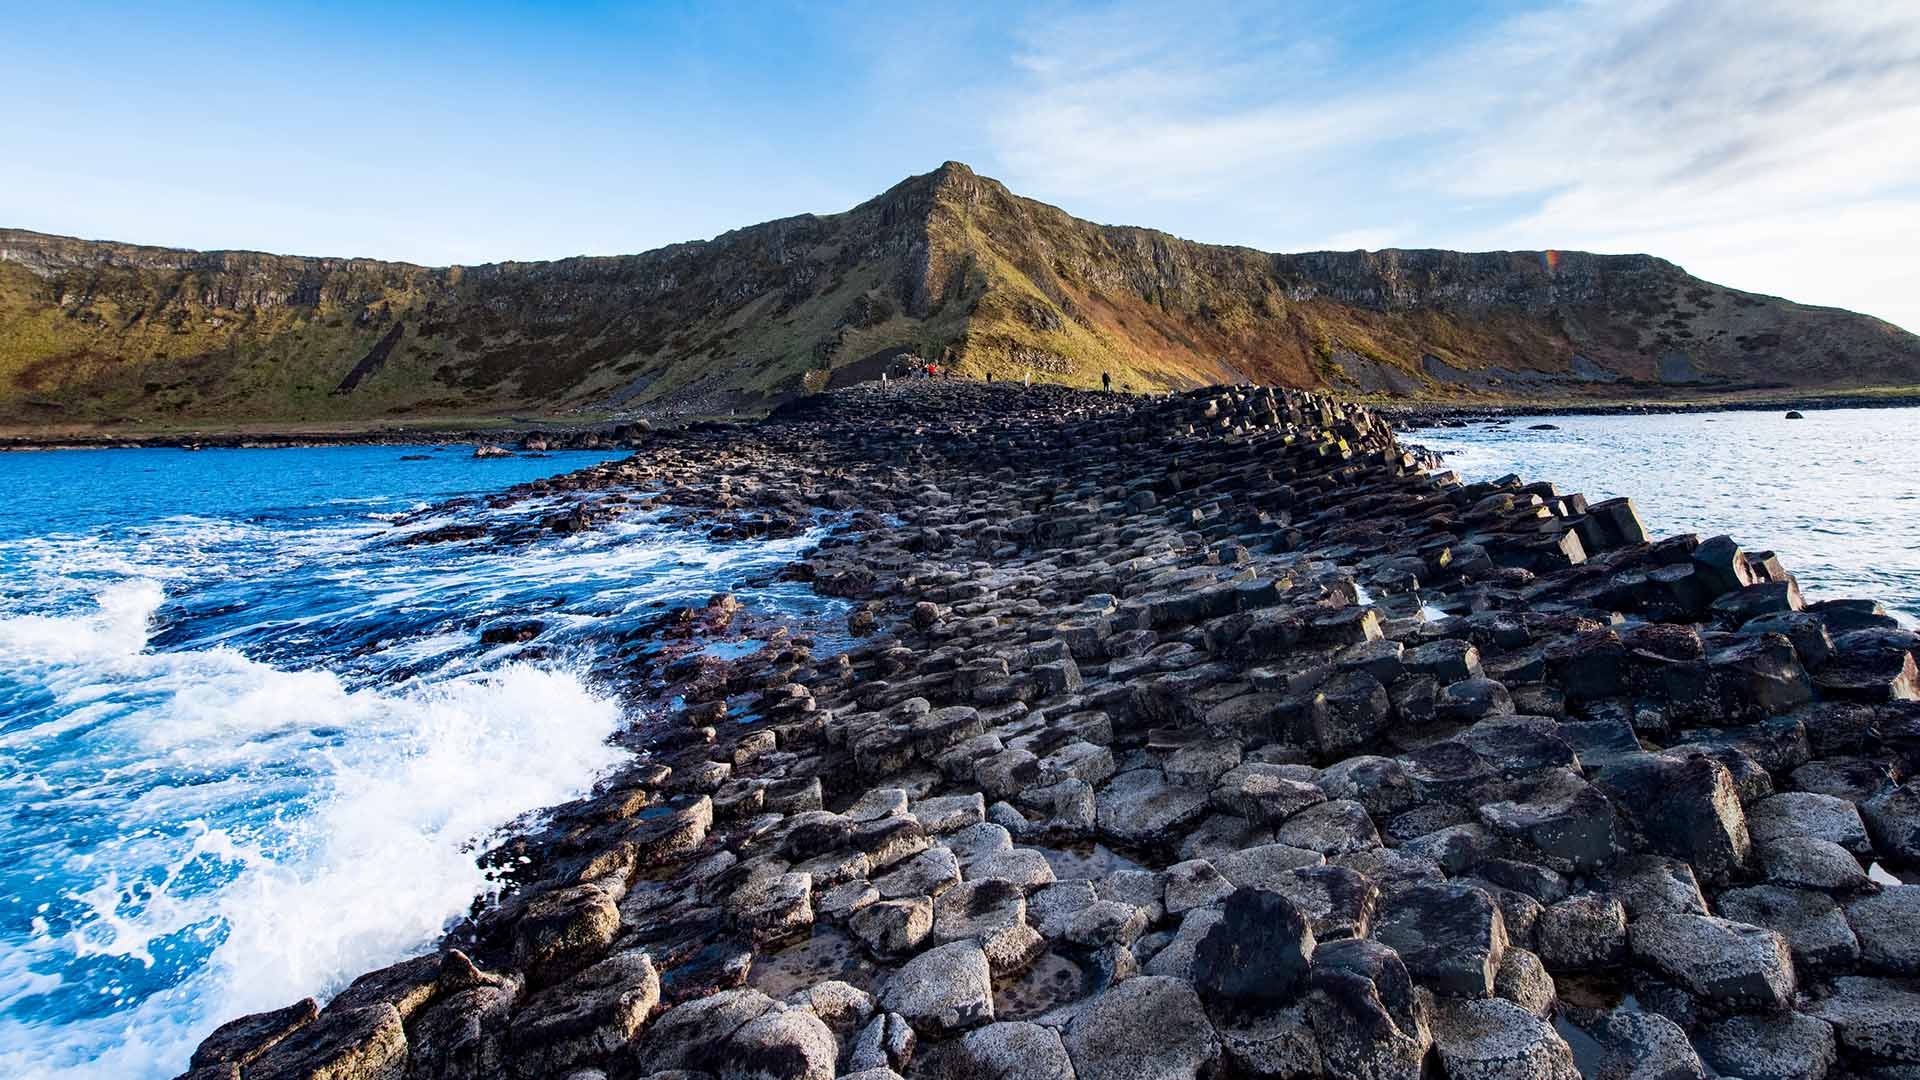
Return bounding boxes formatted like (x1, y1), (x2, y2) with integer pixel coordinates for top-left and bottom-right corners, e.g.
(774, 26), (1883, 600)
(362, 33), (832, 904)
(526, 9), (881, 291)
(1102, 371), (1112, 392)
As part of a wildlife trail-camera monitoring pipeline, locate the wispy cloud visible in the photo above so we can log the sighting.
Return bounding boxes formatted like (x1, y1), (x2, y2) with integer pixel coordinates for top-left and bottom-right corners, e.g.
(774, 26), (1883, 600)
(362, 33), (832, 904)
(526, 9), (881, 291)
(988, 0), (1920, 330)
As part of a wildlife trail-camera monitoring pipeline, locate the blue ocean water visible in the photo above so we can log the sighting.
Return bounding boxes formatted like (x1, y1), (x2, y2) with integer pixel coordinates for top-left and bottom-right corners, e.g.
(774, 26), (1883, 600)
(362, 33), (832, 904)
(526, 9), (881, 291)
(0, 445), (844, 1079)
(1404, 406), (1920, 625)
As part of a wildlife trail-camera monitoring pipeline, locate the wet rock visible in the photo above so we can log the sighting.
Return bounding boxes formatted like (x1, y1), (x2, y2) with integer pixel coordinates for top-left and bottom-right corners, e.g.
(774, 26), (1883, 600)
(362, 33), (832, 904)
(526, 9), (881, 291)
(246, 1003), (407, 1080)
(1628, 913), (1796, 1011)
(640, 988), (837, 1080)
(1062, 975), (1221, 1080)
(509, 950), (659, 1077)
(514, 884), (623, 987)
(877, 940), (994, 1035)
(1429, 997), (1579, 1080)
(1372, 882), (1508, 998)
(1565, 1006), (1706, 1080)
(1194, 887), (1316, 1010)
(189, 998), (319, 1072)
(1699, 1012), (1837, 1080)
(1306, 936), (1430, 1080)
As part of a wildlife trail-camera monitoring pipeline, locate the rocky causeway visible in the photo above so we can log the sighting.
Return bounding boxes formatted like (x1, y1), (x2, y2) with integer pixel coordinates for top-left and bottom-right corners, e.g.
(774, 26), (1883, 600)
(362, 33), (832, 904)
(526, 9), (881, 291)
(179, 380), (1920, 1080)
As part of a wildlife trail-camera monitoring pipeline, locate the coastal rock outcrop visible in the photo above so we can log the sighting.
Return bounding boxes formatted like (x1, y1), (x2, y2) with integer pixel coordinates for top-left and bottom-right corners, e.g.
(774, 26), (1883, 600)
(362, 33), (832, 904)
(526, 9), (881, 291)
(182, 380), (1920, 1080)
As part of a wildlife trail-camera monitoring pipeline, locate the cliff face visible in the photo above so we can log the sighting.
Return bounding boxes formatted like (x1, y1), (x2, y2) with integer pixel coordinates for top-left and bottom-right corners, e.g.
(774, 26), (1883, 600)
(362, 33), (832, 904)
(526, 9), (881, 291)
(4, 162), (1916, 426)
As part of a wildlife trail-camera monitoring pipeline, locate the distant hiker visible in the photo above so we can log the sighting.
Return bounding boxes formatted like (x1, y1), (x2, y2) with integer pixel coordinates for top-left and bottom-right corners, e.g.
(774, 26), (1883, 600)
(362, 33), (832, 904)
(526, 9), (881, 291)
(927, 363), (937, 379)
(1024, 369), (1032, 388)
(1102, 371), (1112, 392)
(986, 372), (993, 384)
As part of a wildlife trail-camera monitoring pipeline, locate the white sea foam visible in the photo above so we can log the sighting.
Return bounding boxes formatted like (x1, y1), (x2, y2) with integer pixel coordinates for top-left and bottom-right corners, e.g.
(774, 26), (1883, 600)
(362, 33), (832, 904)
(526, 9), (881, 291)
(0, 587), (630, 1080)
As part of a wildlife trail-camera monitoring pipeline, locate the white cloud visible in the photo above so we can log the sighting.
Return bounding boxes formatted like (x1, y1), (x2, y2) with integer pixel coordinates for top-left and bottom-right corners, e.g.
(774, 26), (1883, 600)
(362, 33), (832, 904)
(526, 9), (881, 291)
(988, 0), (1920, 331)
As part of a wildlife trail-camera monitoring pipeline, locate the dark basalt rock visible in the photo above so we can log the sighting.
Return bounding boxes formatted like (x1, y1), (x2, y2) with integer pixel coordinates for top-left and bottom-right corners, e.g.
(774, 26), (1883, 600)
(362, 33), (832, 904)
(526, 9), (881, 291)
(1594, 752), (1751, 882)
(1194, 887), (1317, 1010)
(185, 383), (1920, 1080)
(1372, 882), (1508, 998)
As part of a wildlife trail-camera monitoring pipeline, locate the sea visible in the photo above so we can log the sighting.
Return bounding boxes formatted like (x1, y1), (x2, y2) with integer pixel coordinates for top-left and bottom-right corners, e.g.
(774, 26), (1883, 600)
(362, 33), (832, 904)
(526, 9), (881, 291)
(0, 444), (845, 1079)
(1402, 406), (1920, 625)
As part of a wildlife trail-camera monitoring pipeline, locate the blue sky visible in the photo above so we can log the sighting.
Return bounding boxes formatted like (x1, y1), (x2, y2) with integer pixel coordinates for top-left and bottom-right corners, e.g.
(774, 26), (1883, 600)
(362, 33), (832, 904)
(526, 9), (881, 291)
(5, 1), (1918, 331)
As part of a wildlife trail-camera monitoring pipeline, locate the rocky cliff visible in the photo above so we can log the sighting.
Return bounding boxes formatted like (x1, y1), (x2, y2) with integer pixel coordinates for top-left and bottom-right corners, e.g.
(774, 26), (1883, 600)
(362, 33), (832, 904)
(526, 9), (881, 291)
(4, 162), (1917, 427)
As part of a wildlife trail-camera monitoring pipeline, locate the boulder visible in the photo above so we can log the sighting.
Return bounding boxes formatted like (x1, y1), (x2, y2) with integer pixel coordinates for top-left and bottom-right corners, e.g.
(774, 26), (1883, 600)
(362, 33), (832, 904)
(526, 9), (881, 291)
(1719, 884), (1860, 974)
(1095, 769), (1209, 846)
(877, 941), (994, 1035)
(1372, 883), (1508, 998)
(1844, 885), (1920, 975)
(1594, 753), (1750, 882)
(1062, 976), (1222, 1080)
(1306, 937), (1430, 1080)
(917, 1021), (1076, 1080)
(1699, 1012), (1837, 1080)
(1804, 976), (1920, 1064)
(1193, 887), (1316, 1010)
(509, 950), (659, 1077)
(1627, 913), (1796, 1011)
(1429, 997), (1579, 1080)
(1536, 893), (1627, 970)
(245, 1003), (407, 1080)
(640, 989), (837, 1080)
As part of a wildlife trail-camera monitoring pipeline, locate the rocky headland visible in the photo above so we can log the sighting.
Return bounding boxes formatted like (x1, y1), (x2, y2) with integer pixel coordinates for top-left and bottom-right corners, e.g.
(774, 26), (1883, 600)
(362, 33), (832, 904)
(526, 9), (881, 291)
(181, 381), (1920, 1080)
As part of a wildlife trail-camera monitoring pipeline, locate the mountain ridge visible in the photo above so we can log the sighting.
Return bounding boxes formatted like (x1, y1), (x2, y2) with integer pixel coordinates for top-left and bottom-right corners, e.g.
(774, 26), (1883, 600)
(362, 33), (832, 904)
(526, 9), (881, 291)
(4, 160), (1917, 427)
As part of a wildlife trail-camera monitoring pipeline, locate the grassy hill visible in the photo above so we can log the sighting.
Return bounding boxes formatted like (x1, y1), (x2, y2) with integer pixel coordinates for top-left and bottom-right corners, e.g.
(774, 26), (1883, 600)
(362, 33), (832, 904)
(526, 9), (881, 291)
(4, 162), (1917, 430)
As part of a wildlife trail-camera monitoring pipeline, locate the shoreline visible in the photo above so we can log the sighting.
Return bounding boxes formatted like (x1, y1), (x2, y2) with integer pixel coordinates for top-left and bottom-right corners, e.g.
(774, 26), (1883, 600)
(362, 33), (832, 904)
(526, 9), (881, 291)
(141, 381), (1920, 1079)
(7, 386), (1919, 451)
